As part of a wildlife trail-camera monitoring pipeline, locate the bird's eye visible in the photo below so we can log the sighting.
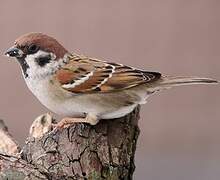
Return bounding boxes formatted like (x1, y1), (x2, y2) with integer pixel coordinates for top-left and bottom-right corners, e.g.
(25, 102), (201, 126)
(27, 44), (39, 54)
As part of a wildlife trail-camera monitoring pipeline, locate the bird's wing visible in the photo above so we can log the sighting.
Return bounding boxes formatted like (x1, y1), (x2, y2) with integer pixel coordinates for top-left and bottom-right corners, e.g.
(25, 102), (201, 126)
(55, 54), (161, 93)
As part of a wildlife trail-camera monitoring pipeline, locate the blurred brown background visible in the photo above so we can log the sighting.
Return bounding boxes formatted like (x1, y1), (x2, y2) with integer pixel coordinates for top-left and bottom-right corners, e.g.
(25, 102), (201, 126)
(0, 0), (219, 179)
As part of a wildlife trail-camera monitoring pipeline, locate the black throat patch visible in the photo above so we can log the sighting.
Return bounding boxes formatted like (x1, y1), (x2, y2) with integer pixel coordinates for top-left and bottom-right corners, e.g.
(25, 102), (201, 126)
(17, 57), (29, 78)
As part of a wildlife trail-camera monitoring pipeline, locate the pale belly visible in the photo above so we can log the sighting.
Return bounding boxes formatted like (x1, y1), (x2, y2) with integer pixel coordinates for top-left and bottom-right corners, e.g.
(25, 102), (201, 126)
(24, 77), (144, 119)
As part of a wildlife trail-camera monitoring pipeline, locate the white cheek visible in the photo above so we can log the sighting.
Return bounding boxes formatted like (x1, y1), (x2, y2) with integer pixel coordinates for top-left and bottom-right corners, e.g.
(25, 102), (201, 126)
(25, 50), (58, 79)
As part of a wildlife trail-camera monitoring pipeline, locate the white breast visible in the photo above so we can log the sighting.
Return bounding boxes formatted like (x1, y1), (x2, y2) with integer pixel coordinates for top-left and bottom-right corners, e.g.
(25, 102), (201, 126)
(25, 76), (85, 117)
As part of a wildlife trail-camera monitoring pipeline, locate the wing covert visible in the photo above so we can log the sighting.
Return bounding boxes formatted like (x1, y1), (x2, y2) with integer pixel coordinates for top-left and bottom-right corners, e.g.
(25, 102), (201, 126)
(55, 54), (161, 93)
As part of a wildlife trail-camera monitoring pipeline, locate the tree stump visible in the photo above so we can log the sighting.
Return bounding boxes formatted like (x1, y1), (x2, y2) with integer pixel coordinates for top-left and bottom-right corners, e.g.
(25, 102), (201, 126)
(0, 106), (140, 180)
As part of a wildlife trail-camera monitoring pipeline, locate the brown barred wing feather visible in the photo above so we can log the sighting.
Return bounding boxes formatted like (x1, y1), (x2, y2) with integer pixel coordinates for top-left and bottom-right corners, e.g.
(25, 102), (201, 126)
(55, 54), (161, 93)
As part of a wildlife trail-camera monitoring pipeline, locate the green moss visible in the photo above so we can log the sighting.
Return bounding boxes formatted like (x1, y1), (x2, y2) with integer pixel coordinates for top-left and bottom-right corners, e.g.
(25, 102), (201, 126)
(101, 166), (120, 180)
(88, 171), (102, 180)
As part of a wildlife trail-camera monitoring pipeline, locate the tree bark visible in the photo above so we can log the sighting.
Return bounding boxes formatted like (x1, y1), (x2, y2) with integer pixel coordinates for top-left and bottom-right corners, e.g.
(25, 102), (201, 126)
(0, 106), (140, 180)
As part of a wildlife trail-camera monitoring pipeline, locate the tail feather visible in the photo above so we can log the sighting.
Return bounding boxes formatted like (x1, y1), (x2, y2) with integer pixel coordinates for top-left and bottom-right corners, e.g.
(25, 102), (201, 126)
(160, 76), (218, 86)
(149, 76), (218, 91)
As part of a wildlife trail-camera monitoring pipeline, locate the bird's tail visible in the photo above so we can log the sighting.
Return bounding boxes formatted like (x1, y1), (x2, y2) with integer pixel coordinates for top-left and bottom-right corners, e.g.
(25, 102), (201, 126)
(148, 76), (218, 92)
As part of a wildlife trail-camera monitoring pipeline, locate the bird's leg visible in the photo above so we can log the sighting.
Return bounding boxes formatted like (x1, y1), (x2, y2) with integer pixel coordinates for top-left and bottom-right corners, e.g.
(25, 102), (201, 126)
(53, 113), (99, 129)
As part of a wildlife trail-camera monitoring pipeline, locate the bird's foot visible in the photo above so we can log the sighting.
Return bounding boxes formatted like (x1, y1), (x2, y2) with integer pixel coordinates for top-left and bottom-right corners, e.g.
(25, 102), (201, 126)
(53, 114), (99, 130)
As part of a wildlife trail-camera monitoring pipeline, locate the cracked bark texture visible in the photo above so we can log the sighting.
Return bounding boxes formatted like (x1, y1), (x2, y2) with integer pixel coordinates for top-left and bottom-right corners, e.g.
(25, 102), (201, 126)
(0, 106), (140, 180)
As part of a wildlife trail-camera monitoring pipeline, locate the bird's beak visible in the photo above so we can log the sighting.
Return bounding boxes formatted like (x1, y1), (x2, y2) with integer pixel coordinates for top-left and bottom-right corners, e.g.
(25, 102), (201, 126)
(4, 46), (23, 58)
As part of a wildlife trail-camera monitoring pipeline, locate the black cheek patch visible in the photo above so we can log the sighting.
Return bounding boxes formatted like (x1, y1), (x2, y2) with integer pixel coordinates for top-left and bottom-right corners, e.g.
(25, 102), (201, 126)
(36, 55), (51, 67)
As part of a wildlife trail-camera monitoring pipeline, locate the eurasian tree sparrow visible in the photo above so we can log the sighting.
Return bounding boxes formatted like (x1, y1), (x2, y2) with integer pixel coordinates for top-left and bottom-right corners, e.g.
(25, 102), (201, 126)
(5, 33), (218, 128)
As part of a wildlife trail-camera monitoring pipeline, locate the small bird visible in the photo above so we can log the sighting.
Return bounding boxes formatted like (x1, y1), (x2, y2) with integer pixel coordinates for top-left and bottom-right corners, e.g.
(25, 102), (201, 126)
(5, 33), (218, 128)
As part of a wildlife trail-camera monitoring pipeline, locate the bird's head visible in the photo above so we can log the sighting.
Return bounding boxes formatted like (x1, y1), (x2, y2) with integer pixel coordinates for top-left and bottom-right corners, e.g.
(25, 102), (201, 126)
(5, 33), (69, 78)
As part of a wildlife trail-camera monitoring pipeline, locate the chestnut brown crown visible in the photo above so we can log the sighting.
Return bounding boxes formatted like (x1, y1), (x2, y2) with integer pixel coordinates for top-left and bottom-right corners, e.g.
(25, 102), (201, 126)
(15, 32), (68, 59)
